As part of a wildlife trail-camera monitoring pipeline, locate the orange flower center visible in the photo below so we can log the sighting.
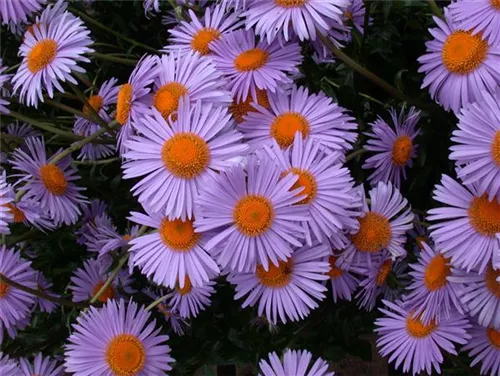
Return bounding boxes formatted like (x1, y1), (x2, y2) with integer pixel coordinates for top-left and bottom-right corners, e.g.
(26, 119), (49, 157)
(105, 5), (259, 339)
(442, 30), (488, 74)
(406, 315), (436, 338)
(376, 259), (393, 286)
(424, 254), (451, 291)
(256, 258), (294, 288)
(233, 195), (274, 237)
(270, 112), (310, 149)
(229, 89), (270, 124)
(106, 334), (146, 376)
(176, 276), (192, 295)
(122, 234), (132, 241)
(415, 236), (428, 250)
(234, 48), (269, 71)
(4, 203), (26, 223)
(492, 131), (500, 167)
(39, 164), (67, 196)
(485, 264), (500, 298)
(153, 82), (188, 120)
(345, 11), (353, 20)
(83, 95), (104, 116)
(326, 256), (343, 279)
(487, 327), (500, 349)
(159, 218), (199, 251)
(275, 0), (306, 7)
(392, 135), (413, 166)
(27, 39), (57, 73)
(283, 168), (317, 204)
(191, 27), (221, 55)
(491, 0), (500, 10)
(91, 281), (116, 303)
(0, 277), (9, 298)
(116, 84), (133, 126)
(351, 212), (392, 253)
(468, 195), (500, 236)
(26, 22), (40, 37)
(161, 132), (210, 179)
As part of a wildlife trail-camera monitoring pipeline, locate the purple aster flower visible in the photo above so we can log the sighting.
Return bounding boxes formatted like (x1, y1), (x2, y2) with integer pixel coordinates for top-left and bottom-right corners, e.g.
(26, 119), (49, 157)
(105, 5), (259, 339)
(427, 175), (500, 273)
(258, 349), (334, 376)
(450, 263), (500, 330)
(33, 271), (59, 313)
(65, 299), (174, 375)
(152, 50), (231, 121)
(195, 154), (309, 273)
(219, 0), (249, 11)
(0, 246), (36, 329)
(0, 353), (19, 376)
(340, 182), (414, 266)
(0, 60), (11, 114)
(363, 107), (421, 188)
(166, 277), (215, 318)
(240, 85), (358, 154)
(99, 224), (140, 256)
(0, 171), (14, 234)
(143, 288), (188, 336)
(403, 242), (465, 324)
(375, 299), (471, 376)
(408, 214), (433, 254)
(0, 0), (45, 25)
(10, 137), (86, 226)
(75, 199), (107, 245)
(115, 54), (158, 154)
(6, 122), (40, 141)
(19, 353), (63, 376)
(82, 213), (117, 253)
(123, 100), (247, 219)
(210, 29), (302, 102)
(69, 256), (135, 303)
(164, 5), (243, 56)
(1, 316), (28, 344)
(228, 243), (330, 324)
(345, 0), (371, 37)
(450, 89), (500, 201)
(450, 0), (500, 45)
(243, 0), (349, 42)
(310, 19), (349, 64)
(12, 12), (93, 108)
(128, 210), (219, 289)
(24, 0), (67, 38)
(325, 254), (363, 303)
(73, 78), (118, 161)
(143, 0), (159, 16)
(265, 133), (359, 244)
(463, 322), (500, 376)
(5, 196), (56, 232)
(418, 8), (500, 113)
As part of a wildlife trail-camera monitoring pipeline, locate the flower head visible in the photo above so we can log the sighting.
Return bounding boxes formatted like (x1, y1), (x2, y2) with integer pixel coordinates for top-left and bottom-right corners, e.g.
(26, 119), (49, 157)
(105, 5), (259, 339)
(258, 349), (334, 376)
(33, 271), (59, 313)
(0, 60), (12, 114)
(325, 254), (364, 303)
(450, 0), (500, 45)
(166, 277), (215, 318)
(463, 322), (500, 376)
(0, 353), (19, 376)
(19, 353), (63, 376)
(0, 171), (14, 234)
(143, 288), (188, 336)
(0, 0), (45, 25)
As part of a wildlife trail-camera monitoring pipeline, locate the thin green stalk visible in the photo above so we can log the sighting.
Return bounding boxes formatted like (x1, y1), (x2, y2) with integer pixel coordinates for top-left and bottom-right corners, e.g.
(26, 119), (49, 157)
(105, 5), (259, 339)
(145, 294), (170, 311)
(44, 98), (97, 123)
(90, 254), (129, 304)
(69, 7), (159, 53)
(4, 63), (20, 74)
(73, 156), (120, 165)
(426, 0), (444, 19)
(346, 148), (367, 162)
(90, 52), (138, 66)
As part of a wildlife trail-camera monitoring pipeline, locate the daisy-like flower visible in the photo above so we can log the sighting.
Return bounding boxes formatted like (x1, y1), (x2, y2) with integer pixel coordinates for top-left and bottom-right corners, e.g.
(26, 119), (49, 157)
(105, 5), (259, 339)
(10, 137), (86, 226)
(12, 12), (93, 108)
(450, 89), (500, 201)
(152, 51), (231, 121)
(340, 182), (414, 266)
(0, 246), (36, 329)
(0, 60), (11, 114)
(143, 288), (188, 336)
(19, 353), (63, 376)
(210, 29), (302, 102)
(219, 0), (248, 11)
(115, 55), (158, 154)
(69, 257), (135, 303)
(195, 154), (309, 272)
(128, 210), (219, 289)
(166, 277), (216, 318)
(99, 224), (140, 256)
(65, 299), (174, 375)
(310, 20), (349, 64)
(25, 0), (67, 38)
(0, 171), (14, 234)
(0, 353), (19, 376)
(325, 254), (363, 303)
(0, 0), (45, 25)
(6, 122), (40, 141)
(450, 0), (500, 45)
(4, 196), (56, 232)
(228, 88), (271, 124)
(165, 5), (242, 56)
(345, 0), (369, 36)
(228, 243), (330, 324)
(450, 263), (500, 330)
(375, 300), (471, 375)
(403, 242), (465, 324)
(143, 0), (160, 16)
(240, 85), (357, 154)
(243, 0), (349, 42)
(266, 133), (359, 244)
(427, 175), (500, 273)
(73, 78), (118, 161)
(82, 213), (117, 253)
(363, 107), (421, 188)
(418, 8), (500, 113)
(258, 349), (334, 376)
(75, 199), (107, 245)
(463, 322), (500, 376)
(33, 271), (59, 313)
(408, 215), (432, 254)
(123, 100), (247, 219)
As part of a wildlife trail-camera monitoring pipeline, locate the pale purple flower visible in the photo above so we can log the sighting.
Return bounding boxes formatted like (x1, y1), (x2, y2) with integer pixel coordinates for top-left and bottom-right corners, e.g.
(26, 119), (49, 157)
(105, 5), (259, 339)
(258, 349), (334, 376)
(450, 0), (500, 45)
(33, 271), (59, 313)
(345, 0), (370, 36)
(75, 199), (107, 245)
(25, 0), (67, 37)
(325, 255), (363, 303)
(6, 122), (40, 141)
(19, 353), (64, 376)
(0, 171), (14, 234)
(0, 353), (19, 376)
(463, 322), (500, 376)
(166, 278), (215, 318)
(143, 288), (188, 336)
(0, 0), (45, 25)
(0, 60), (11, 114)
(408, 214), (433, 254)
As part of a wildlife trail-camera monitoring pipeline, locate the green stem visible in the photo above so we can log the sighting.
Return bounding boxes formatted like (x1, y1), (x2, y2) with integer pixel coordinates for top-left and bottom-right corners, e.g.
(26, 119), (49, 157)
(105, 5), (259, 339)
(4, 63), (20, 74)
(44, 98), (96, 123)
(145, 294), (170, 311)
(73, 156), (120, 165)
(426, 0), (444, 19)
(346, 148), (367, 162)
(89, 254), (129, 304)
(70, 7), (159, 54)
(90, 52), (138, 66)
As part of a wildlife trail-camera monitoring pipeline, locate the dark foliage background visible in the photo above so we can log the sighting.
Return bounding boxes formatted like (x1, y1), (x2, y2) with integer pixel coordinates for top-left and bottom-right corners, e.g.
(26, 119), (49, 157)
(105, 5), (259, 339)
(0, 0), (476, 374)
